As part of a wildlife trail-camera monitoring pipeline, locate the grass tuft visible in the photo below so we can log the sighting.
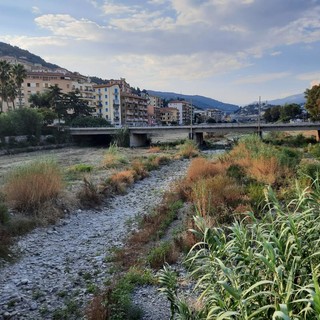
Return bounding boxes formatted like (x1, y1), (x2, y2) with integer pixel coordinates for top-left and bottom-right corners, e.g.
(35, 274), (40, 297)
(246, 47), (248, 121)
(4, 159), (63, 213)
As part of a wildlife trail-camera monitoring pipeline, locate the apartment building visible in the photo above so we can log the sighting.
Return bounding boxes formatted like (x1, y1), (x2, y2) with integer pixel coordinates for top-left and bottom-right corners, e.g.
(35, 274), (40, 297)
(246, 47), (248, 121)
(21, 70), (95, 108)
(93, 84), (121, 125)
(147, 105), (161, 126)
(160, 107), (179, 125)
(121, 93), (148, 126)
(168, 100), (192, 125)
(206, 108), (223, 122)
(148, 94), (163, 108)
(108, 78), (131, 94)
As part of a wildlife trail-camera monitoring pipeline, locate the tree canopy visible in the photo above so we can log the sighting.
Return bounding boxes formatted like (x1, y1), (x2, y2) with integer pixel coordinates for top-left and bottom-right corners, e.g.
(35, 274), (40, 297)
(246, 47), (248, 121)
(305, 84), (320, 120)
(264, 104), (302, 123)
(29, 86), (95, 124)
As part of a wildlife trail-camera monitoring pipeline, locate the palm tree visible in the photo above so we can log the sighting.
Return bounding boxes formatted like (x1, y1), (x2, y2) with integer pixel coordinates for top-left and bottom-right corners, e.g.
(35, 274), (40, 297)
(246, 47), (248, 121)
(12, 63), (27, 109)
(0, 60), (12, 112)
(6, 79), (17, 110)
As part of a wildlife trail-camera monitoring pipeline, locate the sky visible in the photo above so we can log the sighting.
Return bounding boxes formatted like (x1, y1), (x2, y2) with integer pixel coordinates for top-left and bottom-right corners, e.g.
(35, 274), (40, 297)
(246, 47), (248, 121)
(0, 0), (320, 106)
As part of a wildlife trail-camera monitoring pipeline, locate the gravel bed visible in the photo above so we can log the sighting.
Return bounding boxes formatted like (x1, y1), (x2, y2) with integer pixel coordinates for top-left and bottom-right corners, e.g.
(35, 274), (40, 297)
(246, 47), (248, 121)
(0, 159), (190, 320)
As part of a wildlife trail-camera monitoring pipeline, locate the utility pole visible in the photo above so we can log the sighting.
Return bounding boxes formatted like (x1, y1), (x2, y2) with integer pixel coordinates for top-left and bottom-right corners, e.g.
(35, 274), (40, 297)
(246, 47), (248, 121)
(258, 96), (261, 137)
(189, 99), (193, 139)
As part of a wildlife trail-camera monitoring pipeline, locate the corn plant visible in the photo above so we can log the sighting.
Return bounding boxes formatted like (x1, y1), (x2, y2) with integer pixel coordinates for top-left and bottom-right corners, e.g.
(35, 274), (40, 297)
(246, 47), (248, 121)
(160, 180), (320, 319)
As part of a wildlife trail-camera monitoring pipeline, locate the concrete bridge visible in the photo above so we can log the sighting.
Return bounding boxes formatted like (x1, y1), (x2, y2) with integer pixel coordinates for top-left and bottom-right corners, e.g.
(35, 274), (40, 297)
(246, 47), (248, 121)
(69, 122), (320, 147)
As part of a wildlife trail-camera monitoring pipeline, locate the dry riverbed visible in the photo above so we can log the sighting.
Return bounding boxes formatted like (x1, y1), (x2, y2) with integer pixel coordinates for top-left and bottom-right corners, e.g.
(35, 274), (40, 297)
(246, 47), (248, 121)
(0, 146), (192, 319)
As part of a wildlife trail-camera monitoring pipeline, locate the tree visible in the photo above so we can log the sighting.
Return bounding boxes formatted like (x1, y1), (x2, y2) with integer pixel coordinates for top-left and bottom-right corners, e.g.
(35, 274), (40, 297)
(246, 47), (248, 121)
(305, 84), (320, 120)
(264, 106), (281, 123)
(29, 91), (51, 109)
(0, 62), (27, 112)
(12, 64), (27, 108)
(47, 85), (67, 124)
(63, 89), (95, 123)
(280, 103), (301, 122)
(0, 60), (11, 112)
(69, 116), (110, 127)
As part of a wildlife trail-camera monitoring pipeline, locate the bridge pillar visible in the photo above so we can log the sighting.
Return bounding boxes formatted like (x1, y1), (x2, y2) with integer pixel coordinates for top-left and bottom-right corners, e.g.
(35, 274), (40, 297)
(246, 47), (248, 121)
(194, 132), (204, 146)
(129, 133), (149, 147)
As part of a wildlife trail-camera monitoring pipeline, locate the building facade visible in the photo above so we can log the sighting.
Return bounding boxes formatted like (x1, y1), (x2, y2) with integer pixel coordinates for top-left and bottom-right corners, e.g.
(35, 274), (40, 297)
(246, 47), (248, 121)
(121, 93), (148, 126)
(168, 100), (192, 125)
(160, 107), (179, 125)
(93, 84), (121, 125)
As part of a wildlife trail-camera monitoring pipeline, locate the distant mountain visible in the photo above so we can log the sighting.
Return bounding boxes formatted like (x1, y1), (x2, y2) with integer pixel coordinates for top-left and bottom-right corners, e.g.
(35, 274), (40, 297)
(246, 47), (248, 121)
(268, 93), (305, 106)
(0, 41), (59, 69)
(147, 90), (239, 113)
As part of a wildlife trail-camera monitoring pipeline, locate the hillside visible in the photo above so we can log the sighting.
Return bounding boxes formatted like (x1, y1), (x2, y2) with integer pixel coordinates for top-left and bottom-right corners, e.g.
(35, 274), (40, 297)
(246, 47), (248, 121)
(147, 90), (239, 113)
(268, 93), (305, 106)
(0, 42), (59, 69)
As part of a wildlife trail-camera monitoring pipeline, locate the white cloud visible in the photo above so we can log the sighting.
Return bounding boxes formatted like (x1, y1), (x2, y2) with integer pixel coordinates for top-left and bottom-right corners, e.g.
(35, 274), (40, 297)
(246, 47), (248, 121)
(101, 1), (137, 15)
(34, 14), (106, 41)
(234, 72), (291, 85)
(270, 51), (282, 56)
(219, 24), (247, 33)
(296, 72), (320, 88)
(32, 6), (41, 15)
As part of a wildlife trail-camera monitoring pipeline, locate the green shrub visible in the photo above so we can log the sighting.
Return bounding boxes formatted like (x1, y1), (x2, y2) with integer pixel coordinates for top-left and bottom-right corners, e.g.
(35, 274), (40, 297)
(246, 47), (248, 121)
(0, 202), (10, 225)
(147, 241), (178, 269)
(69, 163), (93, 173)
(226, 164), (247, 182)
(246, 182), (266, 213)
(278, 147), (301, 168)
(298, 161), (320, 185)
(106, 267), (154, 320)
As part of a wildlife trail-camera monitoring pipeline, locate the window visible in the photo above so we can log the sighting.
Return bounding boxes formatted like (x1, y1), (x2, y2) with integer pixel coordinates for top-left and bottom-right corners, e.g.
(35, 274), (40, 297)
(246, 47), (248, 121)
(27, 83), (31, 87)
(105, 102), (108, 106)
(105, 88), (108, 92)
(114, 88), (118, 93)
(105, 95), (108, 99)
(36, 83), (40, 88)
(105, 115), (108, 119)
(105, 108), (108, 112)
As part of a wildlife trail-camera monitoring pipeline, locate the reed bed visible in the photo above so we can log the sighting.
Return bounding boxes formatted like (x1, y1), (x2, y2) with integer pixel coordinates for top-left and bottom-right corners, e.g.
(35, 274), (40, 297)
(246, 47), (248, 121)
(160, 183), (320, 319)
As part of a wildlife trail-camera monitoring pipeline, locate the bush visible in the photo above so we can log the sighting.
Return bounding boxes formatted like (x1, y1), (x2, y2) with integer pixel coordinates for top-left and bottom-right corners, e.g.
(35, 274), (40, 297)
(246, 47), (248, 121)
(4, 159), (63, 212)
(186, 157), (225, 182)
(0, 202), (9, 225)
(77, 177), (102, 207)
(147, 241), (179, 269)
(191, 175), (243, 221)
(246, 182), (266, 213)
(298, 159), (320, 186)
(177, 140), (199, 158)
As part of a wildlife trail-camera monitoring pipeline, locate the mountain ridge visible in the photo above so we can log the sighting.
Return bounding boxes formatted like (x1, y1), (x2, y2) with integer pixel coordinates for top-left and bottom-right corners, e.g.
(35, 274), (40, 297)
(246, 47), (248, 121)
(147, 90), (239, 113)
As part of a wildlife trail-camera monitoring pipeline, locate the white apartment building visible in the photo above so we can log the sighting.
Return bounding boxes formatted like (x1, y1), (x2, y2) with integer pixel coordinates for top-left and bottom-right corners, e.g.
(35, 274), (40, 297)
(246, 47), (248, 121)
(93, 84), (121, 125)
(168, 100), (193, 125)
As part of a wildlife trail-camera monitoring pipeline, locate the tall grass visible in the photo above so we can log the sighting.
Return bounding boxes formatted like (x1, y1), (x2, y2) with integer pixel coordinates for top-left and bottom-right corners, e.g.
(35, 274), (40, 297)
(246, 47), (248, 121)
(4, 159), (63, 212)
(102, 143), (128, 168)
(160, 182), (320, 319)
